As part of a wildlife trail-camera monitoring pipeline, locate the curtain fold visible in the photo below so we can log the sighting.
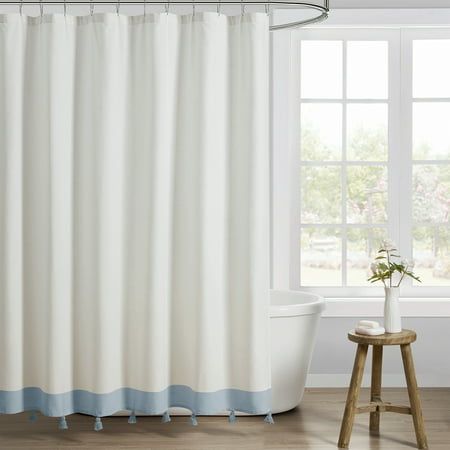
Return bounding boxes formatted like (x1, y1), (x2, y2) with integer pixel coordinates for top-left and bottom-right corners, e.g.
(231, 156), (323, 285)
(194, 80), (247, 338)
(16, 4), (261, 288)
(0, 12), (271, 417)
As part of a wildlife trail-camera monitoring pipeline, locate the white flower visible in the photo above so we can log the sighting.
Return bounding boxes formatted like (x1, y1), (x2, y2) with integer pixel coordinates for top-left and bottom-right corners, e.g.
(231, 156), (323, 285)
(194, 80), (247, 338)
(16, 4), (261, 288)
(370, 262), (378, 274)
(380, 239), (397, 252)
(400, 258), (415, 269)
(404, 259), (415, 269)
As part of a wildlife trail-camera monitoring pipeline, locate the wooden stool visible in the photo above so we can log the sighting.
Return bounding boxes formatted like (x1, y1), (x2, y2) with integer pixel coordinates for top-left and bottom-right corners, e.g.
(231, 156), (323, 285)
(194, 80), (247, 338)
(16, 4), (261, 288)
(337, 329), (428, 449)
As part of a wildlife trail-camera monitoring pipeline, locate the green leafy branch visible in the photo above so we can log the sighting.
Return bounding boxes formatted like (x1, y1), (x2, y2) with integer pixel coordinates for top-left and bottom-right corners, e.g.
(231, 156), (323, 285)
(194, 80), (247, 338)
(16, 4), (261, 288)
(368, 241), (421, 288)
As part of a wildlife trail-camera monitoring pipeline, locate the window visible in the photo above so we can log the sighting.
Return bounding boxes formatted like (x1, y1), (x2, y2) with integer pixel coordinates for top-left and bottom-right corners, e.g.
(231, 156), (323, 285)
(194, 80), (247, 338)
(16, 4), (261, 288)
(288, 28), (450, 297)
(409, 32), (450, 289)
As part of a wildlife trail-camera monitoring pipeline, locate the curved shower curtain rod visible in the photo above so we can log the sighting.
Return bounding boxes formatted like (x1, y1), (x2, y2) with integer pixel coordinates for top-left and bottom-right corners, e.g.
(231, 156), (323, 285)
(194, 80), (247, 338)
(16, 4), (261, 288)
(2, 0), (329, 31)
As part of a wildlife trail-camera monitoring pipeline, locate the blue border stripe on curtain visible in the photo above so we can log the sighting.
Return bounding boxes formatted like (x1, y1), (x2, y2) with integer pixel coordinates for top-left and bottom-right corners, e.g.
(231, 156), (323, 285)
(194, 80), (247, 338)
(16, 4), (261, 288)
(0, 386), (271, 416)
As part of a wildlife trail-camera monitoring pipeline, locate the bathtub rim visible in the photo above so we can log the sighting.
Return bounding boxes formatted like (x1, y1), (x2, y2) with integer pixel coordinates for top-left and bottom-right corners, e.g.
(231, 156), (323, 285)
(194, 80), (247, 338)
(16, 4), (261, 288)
(269, 289), (326, 318)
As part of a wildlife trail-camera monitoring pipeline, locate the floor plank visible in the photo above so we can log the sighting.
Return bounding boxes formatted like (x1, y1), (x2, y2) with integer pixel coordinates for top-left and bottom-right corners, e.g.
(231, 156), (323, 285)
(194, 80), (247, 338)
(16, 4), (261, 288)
(0, 388), (448, 449)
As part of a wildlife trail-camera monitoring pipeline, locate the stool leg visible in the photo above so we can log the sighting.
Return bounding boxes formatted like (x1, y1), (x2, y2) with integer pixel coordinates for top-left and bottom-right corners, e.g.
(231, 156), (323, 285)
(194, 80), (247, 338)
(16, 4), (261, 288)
(338, 344), (368, 449)
(400, 344), (428, 450)
(370, 345), (383, 435)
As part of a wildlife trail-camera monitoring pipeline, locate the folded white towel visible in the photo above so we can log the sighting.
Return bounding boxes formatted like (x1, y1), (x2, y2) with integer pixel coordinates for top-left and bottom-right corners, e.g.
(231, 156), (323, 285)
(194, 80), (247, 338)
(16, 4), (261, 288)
(355, 326), (385, 336)
(358, 320), (380, 329)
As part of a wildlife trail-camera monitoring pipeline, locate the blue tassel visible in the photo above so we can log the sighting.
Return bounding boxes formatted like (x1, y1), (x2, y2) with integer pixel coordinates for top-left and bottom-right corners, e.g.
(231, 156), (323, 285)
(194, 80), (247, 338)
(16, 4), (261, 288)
(128, 411), (137, 424)
(58, 416), (68, 430)
(264, 412), (274, 424)
(161, 411), (171, 423)
(190, 413), (198, 426)
(228, 410), (237, 423)
(94, 417), (103, 431)
(29, 411), (37, 423)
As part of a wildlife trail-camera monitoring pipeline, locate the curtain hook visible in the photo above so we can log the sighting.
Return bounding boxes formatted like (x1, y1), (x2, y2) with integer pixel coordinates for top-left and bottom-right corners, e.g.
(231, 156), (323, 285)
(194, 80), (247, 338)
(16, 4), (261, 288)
(19, 0), (23, 16)
(216, 0), (220, 15)
(116, 0), (120, 15)
(241, 0), (245, 16)
(40, 0), (44, 18)
(90, 0), (94, 16)
(165, 0), (169, 15)
(64, 0), (67, 16)
(265, 2), (270, 16)
(192, 0), (195, 17)
(143, 0), (146, 16)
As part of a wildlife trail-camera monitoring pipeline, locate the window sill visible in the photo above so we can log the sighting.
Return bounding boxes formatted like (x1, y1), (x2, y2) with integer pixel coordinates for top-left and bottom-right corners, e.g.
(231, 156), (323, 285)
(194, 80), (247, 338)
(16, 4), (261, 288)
(322, 297), (450, 318)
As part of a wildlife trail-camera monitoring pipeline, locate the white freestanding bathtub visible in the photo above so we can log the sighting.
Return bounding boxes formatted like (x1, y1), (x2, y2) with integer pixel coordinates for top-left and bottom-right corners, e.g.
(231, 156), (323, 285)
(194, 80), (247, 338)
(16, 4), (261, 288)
(121, 290), (325, 417)
(270, 290), (325, 414)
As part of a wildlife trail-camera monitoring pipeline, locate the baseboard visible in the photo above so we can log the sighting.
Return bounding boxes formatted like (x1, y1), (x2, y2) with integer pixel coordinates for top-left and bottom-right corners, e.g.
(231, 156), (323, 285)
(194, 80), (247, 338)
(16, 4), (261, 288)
(306, 373), (450, 388)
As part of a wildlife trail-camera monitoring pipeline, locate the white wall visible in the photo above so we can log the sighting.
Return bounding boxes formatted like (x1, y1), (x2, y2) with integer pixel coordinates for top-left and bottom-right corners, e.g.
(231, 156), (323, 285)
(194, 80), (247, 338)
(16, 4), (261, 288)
(275, 7), (450, 28)
(308, 317), (450, 387)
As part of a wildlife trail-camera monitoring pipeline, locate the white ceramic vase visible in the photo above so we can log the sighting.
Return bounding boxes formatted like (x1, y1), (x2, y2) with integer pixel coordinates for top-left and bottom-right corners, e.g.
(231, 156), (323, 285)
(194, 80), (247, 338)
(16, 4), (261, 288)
(384, 286), (402, 333)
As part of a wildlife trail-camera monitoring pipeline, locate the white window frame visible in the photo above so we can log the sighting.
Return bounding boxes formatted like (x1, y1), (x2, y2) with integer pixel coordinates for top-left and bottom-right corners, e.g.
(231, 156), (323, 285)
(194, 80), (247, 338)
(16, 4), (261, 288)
(270, 22), (450, 305)
(290, 28), (400, 298)
(400, 27), (450, 299)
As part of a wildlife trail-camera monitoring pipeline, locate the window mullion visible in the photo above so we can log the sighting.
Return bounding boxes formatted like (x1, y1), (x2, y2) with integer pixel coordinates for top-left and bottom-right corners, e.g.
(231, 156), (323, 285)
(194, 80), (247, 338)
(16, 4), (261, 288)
(398, 30), (414, 288)
(387, 31), (402, 251)
(342, 40), (348, 287)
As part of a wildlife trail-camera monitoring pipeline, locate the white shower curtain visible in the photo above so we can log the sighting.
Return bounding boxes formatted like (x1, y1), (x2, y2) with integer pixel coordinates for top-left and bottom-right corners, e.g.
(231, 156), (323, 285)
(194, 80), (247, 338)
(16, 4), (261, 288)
(0, 12), (271, 421)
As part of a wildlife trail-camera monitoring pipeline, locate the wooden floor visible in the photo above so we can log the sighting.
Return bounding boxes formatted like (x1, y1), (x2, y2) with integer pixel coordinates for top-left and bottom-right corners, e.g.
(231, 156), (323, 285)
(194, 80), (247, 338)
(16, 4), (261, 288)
(0, 388), (449, 450)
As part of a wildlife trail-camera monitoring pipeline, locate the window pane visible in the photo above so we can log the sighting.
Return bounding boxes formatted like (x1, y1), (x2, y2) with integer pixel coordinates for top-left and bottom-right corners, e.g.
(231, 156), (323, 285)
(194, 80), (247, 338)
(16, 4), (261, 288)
(413, 226), (450, 286)
(300, 227), (341, 286)
(347, 41), (388, 99)
(301, 104), (342, 161)
(347, 227), (387, 286)
(301, 41), (342, 99)
(413, 165), (450, 223)
(413, 40), (450, 98)
(347, 166), (388, 224)
(347, 104), (388, 161)
(301, 167), (341, 224)
(413, 103), (450, 160)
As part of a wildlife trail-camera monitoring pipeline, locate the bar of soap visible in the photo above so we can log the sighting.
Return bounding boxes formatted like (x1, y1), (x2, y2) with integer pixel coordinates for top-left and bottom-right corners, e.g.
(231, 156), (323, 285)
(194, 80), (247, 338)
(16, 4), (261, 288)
(358, 320), (380, 329)
(355, 326), (385, 336)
